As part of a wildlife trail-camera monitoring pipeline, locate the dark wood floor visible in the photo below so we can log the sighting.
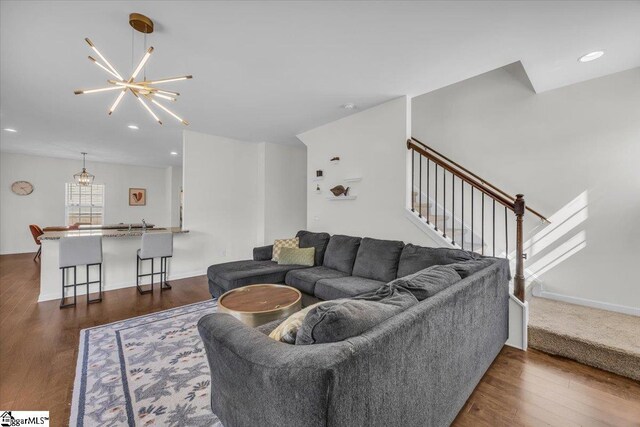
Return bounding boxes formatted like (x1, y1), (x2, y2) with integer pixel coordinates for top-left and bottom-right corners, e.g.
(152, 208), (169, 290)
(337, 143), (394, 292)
(1, 253), (639, 426)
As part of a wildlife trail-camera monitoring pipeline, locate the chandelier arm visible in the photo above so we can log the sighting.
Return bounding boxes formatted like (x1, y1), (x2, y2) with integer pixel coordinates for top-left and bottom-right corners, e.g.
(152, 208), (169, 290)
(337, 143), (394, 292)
(74, 86), (124, 95)
(110, 80), (181, 96)
(151, 92), (177, 102)
(85, 38), (123, 80)
(144, 75), (193, 85)
(108, 89), (128, 115)
(88, 56), (122, 80)
(132, 91), (162, 125)
(148, 96), (189, 125)
(131, 47), (154, 81)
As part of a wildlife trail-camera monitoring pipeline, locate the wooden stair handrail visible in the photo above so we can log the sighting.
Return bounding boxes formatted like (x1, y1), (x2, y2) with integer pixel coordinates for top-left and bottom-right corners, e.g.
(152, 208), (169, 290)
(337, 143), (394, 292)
(408, 138), (549, 223)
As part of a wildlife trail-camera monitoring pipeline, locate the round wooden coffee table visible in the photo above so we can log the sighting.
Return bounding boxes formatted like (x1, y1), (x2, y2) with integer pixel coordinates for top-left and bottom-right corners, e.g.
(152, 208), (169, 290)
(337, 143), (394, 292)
(218, 284), (302, 327)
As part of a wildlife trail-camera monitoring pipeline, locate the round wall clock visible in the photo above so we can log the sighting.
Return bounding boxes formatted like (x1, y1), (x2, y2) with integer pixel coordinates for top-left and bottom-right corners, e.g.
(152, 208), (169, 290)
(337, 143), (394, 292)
(11, 181), (34, 195)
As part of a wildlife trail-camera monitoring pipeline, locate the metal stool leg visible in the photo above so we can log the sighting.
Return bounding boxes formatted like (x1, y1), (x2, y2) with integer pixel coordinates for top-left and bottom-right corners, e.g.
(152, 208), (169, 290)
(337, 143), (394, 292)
(136, 255), (153, 295)
(161, 256), (172, 291)
(87, 263), (102, 304)
(60, 266), (78, 309)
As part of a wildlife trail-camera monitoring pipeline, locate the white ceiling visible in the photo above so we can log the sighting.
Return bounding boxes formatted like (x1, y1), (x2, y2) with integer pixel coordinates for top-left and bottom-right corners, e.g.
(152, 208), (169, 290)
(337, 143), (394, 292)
(1, 1), (639, 167)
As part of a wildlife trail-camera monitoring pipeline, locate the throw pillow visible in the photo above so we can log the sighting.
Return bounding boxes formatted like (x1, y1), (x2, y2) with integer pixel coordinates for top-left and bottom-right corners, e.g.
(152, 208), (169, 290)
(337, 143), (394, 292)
(271, 237), (299, 262)
(277, 247), (315, 266)
(269, 301), (331, 344)
(295, 287), (418, 345)
(388, 265), (461, 301)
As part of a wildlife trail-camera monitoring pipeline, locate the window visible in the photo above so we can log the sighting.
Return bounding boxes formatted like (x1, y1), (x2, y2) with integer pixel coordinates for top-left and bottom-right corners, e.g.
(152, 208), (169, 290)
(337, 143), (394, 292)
(65, 183), (105, 226)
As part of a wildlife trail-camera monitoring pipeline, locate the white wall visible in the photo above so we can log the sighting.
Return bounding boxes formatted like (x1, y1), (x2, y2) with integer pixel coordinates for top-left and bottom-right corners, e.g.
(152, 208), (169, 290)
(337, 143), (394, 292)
(0, 152), (172, 254)
(166, 166), (183, 228)
(298, 97), (440, 246)
(412, 65), (640, 311)
(181, 131), (307, 275)
(263, 142), (307, 242)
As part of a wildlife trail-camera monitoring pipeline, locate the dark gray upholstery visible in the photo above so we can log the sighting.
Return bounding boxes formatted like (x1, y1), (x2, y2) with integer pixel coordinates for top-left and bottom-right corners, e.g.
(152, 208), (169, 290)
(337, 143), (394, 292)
(208, 280), (226, 299)
(296, 287), (418, 345)
(285, 266), (348, 295)
(206, 260), (306, 297)
(322, 235), (361, 274)
(447, 258), (501, 279)
(396, 243), (481, 278)
(253, 245), (273, 261)
(198, 258), (510, 427)
(351, 237), (404, 282)
(296, 230), (331, 266)
(314, 276), (384, 300)
(384, 264), (462, 301)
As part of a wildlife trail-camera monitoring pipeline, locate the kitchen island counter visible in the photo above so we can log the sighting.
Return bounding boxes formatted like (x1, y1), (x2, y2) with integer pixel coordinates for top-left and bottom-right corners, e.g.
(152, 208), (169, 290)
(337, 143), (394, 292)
(40, 226), (188, 240)
(39, 227), (192, 302)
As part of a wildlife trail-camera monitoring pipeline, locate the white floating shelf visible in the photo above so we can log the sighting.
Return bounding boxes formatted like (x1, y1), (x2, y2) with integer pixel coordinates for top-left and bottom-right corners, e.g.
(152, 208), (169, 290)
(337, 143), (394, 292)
(343, 177), (362, 182)
(312, 177), (324, 182)
(327, 195), (357, 201)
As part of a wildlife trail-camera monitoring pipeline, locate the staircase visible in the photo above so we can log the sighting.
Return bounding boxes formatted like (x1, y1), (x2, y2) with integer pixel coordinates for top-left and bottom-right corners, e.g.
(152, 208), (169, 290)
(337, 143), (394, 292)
(411, 195), (484, 252)
(406, 137), (551, 349)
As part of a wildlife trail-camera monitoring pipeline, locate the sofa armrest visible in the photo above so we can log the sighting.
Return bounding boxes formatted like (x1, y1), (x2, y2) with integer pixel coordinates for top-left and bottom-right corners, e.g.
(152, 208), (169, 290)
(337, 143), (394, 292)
(198, 313), (353, 427)
(253, 244), (273, 261)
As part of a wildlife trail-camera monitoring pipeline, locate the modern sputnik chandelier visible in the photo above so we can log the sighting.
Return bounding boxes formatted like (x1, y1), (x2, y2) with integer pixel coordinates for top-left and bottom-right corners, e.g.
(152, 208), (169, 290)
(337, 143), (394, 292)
(74, 152), (95, 186)
(74, 13), (192, 125)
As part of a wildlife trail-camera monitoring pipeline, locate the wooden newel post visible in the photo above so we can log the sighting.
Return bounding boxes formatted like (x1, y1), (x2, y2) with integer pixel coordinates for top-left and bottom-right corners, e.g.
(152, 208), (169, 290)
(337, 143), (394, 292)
(514, 194), (526, 303)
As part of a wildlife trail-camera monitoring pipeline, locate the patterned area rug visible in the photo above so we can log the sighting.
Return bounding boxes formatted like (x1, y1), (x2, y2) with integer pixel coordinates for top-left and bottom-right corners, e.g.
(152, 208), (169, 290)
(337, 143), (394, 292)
(70, 300), (223, 426)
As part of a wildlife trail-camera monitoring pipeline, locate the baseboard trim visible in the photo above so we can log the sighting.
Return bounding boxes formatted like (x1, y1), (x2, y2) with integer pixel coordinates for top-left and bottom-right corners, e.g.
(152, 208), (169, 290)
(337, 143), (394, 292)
(532, 288), (640, 317)
(37, 269), (206, 302)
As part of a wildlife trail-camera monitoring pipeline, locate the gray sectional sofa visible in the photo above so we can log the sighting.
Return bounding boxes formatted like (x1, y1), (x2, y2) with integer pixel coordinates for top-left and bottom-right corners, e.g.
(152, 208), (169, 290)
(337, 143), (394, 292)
(200, 230), (511, 426)
(207, 230), (483, 302)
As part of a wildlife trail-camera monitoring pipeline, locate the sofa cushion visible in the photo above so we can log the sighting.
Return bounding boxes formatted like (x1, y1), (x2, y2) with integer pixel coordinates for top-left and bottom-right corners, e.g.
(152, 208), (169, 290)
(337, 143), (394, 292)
(351, 237), (404, 282)
(396, 244), (481, 278)
(322, 235), (361, 274)
(314, 276), (385, 300)
(269, 301), (332, 344)
(296, 287), (418, 345)
(278, 247), (315, 266)
(285, 266), (349, 295)
(272, 237), (299, 262)
(207, 260), (307, 293)
(447, 258), (498, 279)
(385, 265), (461, 301)
(296, 230), (331, 266)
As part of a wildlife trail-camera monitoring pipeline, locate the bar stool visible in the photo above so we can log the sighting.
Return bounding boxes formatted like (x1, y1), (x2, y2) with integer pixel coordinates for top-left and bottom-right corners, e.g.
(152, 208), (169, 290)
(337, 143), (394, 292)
(136, 232), (173, 294)
(29, 224), (44, 261)
(59, 236), (103, 308)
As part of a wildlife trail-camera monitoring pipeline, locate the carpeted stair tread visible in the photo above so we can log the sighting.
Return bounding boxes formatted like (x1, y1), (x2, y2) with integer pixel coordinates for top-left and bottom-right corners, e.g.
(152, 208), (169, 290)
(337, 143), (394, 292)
(528, 297), (640, 380)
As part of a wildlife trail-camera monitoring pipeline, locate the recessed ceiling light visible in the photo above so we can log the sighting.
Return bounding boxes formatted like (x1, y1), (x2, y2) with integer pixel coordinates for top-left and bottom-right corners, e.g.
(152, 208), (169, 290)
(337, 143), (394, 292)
(342, 103), (357, 110)
(170, 151), (178, 156)
(128, 124), (139, 130)
(578, 51), (604, 63)
(3, 128), (17, 133)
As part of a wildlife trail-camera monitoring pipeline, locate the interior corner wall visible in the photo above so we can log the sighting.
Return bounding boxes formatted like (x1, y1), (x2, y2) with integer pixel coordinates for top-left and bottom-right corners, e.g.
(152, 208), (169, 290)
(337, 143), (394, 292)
(0, 152), (171, 255)
(182, 131), (263, 275)
(181, 131), (308, 277)
(298, 97), (441, 247)
(411, 65), (640, 311)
